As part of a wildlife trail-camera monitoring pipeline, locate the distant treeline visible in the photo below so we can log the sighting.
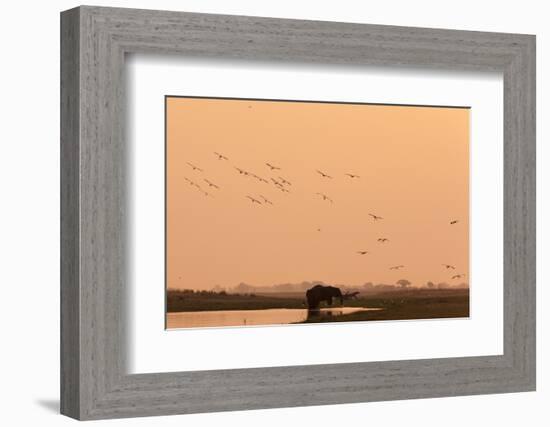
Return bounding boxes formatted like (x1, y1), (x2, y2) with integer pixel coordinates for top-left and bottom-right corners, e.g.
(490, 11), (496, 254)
(168, 288), (260, 298)
(170, 280), (469, 294)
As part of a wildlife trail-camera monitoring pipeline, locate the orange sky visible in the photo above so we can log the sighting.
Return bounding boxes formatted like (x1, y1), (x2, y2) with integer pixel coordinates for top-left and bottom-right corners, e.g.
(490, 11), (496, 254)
(166, 97), (469, 290)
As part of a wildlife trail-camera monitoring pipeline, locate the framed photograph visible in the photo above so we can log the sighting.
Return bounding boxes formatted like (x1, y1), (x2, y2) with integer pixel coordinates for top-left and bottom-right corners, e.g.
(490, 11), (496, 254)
(61, 6), (535, 420)
(164, 96), (471, 331)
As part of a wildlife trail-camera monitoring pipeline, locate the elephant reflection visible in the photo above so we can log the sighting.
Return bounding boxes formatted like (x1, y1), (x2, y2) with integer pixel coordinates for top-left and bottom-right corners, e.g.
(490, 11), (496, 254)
(305, 285), (344, 310)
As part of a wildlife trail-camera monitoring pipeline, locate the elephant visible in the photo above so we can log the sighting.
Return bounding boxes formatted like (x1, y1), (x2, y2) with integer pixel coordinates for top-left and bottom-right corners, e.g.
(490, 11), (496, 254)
(305, 285), (344, 310)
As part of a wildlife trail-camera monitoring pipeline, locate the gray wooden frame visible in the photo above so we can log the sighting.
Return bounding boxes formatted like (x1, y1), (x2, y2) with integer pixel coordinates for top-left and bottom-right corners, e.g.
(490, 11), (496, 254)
(60, 5), (536, 420)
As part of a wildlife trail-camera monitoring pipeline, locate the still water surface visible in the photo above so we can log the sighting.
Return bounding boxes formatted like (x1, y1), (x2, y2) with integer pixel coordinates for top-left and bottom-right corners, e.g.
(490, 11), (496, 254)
(167, 307), (381, 329)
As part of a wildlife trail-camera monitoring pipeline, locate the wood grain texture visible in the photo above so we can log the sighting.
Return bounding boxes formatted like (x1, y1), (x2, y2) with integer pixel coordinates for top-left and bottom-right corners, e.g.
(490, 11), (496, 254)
(60, 7), (80, 419)
(60, 5), (536, 420)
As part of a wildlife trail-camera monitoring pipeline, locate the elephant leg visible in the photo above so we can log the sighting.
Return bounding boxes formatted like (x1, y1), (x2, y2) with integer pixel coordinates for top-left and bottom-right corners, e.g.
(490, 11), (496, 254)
(307, 294), (319, 310)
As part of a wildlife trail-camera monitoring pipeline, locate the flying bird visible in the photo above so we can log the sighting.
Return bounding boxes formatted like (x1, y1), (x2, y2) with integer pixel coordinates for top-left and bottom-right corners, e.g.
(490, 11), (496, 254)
(184, 177), (194, 185)
(250, 173), (269, 184)
(450, 219), (459, 225)
(246, 196), (262, 204)
(186, 162), (203, 172)
(259, 195), (273, 205)
(278, 176), (292, 186)
(266, 162), (281, 171)
(389, 265), (405, 270)
(369, 213), (383, 221)
(452, 274), (465, 279)
(377, 238), (389, 243)
(316, 193), (334, 203)
(316, 170), (332, 179)
(345, 173), (360, 179)
(191, 181), (202, 189)
(203, 179), (219, 189)
(356, 251), (369, 255)
(214, 152), (228, 161)
(442, 264), (456, 269)
(279, 187), (291, 193)
(235, 167), (249, 176)
(271, 177), (283, 187)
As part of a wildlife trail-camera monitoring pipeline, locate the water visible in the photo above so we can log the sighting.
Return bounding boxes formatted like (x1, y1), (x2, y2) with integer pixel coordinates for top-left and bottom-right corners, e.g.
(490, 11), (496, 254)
(166, 307), (381, 329)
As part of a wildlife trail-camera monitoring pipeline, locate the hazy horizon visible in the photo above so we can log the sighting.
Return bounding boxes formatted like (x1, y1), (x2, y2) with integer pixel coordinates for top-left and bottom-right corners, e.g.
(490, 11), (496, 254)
(166, 97), (469, 291)
(168, 279), (469, 293)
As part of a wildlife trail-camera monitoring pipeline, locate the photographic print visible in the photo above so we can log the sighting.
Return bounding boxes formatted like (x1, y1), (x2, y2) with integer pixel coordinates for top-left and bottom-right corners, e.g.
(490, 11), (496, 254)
(166, 96), (470, 329)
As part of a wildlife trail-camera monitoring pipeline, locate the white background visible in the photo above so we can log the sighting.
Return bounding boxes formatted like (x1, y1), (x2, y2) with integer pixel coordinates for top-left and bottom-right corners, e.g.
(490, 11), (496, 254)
(129, 57), (503, 373)
(0, 0), (547, 426)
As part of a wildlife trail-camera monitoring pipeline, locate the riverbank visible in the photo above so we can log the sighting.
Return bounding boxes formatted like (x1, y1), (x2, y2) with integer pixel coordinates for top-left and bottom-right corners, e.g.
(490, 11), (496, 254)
(167, 290), (303, 312)
(167, 288), (469, 323)
(300, 289), (469, 323)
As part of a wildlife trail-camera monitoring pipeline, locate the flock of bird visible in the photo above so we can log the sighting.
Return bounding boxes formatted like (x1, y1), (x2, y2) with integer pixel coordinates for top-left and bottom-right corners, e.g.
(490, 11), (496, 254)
(354, 216), (465, 280)
(181, 151), (466, 282)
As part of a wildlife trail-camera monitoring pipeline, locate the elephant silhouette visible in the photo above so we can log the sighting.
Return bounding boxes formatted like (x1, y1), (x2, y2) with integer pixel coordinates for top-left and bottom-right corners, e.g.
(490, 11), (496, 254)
(305, 284), (344, 310)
